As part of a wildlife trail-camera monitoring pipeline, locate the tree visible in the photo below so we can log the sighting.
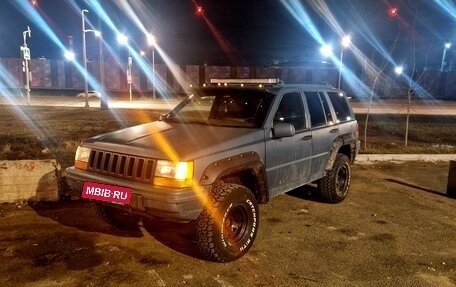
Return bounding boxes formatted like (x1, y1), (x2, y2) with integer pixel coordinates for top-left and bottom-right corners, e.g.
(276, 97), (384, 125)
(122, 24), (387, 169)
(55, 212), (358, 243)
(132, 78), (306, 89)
(363, 29), (401, 150)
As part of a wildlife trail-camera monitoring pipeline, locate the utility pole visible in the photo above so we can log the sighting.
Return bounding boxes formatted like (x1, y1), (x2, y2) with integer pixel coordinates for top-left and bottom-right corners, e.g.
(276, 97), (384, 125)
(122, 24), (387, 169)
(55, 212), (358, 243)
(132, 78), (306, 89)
(99, 16), (108, 109)
(21, 26), (32, 105)
(82, 9), (90, 108)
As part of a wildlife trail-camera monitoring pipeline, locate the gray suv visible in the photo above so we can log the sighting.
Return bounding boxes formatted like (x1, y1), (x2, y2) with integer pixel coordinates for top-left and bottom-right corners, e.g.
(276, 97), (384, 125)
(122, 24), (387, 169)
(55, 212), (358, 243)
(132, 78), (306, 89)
(65, 79), (360, 262)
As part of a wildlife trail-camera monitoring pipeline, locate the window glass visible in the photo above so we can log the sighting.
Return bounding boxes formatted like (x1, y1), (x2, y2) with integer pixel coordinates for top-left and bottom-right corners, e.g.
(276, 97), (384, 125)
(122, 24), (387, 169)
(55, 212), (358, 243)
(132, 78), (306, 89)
(319, 92), (334, 125)
(164, 88), (274, 128)
(327, 92), (354, 122)
(305, 92), (326, 127)
(274, 92), (306, 130)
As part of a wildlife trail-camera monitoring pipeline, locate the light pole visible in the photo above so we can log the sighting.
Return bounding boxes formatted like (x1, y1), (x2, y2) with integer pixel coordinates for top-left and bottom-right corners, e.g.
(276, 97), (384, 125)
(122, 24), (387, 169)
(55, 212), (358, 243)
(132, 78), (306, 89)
(98, 16), (108, 109)
(82, 9), (89, 107)
(127, 50), (132, 102)
(147, 34), (156, 100)
(21, 26), (31, 105)
(117, 33), (132, 101)
(81, 9), (101, 108)
(338, 35), (351, 89)
(440, 42), (451, 72)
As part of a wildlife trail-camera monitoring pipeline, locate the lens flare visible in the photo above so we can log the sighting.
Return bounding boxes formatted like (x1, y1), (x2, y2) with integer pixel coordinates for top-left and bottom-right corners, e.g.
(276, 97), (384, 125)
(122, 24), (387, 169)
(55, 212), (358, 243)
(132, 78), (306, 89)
(191, 0), (246, 66)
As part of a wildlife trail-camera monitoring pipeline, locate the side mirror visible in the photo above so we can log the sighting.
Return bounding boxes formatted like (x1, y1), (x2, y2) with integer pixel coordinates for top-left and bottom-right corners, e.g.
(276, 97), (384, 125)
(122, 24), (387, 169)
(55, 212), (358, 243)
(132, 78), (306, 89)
(272, 122), (295, 138)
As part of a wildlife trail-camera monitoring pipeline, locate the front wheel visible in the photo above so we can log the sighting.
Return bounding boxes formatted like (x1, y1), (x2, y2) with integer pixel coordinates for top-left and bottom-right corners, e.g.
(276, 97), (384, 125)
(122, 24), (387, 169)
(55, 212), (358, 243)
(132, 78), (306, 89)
(318, 154), (351, 203)
(196, 183), (259, 262)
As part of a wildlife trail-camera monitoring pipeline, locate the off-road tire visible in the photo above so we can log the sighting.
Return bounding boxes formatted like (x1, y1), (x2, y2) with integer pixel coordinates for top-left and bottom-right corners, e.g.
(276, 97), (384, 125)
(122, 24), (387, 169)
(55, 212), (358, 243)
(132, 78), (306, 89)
(196, 183), (259, 262)
(94, 203), (141, 229)
(318, 154), (351, 203)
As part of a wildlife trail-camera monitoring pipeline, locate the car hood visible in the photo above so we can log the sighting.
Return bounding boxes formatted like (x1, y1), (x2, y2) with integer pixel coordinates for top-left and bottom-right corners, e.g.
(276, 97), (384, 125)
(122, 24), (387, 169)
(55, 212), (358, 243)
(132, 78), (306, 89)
(83, 121), (265, 160)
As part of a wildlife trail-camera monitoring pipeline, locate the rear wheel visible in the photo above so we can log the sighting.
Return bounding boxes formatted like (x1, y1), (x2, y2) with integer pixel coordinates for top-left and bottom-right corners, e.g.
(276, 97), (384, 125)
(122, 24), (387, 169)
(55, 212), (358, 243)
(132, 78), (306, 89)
(196, 183), (259, 262)
(318, 154), (351, 203)
(94, 203), (141, 229)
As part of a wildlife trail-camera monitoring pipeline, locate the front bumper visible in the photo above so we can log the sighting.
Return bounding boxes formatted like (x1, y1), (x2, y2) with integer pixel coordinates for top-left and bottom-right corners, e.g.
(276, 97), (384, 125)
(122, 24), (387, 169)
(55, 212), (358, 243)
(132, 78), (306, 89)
(65, 166), (205, 222)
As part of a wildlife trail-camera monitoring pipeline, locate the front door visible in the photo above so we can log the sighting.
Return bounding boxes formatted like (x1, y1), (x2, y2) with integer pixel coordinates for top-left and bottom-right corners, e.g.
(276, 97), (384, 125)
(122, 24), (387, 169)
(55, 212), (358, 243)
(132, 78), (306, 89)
(265, 91), (312, 197)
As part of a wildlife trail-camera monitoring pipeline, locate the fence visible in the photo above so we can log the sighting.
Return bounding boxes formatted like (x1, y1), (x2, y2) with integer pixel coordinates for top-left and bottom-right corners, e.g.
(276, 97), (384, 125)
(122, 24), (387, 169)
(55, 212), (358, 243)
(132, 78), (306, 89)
(1, 57), (456, 100)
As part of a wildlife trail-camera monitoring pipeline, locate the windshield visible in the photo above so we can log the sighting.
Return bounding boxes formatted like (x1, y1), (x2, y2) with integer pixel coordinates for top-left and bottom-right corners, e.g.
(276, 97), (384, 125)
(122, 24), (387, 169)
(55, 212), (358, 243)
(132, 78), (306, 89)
(163, 88), (274, 128)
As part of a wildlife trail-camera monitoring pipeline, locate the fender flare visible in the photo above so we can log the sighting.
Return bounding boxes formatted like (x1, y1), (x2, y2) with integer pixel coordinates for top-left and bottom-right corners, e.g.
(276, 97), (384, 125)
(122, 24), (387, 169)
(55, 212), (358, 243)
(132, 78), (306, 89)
(199, 152), (269, 203)
(325, 135), (358, 171)
(324, 138), (344, 171)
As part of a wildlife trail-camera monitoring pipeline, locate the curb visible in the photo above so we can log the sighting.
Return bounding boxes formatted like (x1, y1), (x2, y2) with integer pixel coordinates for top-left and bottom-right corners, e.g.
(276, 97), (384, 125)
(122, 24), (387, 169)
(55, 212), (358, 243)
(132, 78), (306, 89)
(356, 154), (456, 163)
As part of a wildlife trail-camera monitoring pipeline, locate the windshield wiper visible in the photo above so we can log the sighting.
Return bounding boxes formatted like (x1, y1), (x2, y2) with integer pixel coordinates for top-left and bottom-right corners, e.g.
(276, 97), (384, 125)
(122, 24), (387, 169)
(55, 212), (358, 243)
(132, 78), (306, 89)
(162, 117), (209, 125)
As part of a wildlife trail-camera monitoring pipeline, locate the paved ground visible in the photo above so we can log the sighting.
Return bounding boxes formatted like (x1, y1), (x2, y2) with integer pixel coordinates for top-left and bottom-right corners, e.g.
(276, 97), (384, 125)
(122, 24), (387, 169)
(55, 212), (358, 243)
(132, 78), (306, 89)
(1, 94), (456, 115)
(1, 93), (455, 286)
(0, 161), (455, 287)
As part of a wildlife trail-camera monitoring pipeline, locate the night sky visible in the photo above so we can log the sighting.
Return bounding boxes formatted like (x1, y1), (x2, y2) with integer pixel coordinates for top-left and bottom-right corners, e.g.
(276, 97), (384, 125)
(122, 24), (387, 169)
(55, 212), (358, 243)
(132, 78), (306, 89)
(1, 0), (455, 68)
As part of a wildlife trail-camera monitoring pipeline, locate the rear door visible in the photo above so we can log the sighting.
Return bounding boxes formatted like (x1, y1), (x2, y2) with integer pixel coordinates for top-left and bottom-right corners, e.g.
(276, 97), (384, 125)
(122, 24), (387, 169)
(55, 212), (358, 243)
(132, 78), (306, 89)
(303, 91), (339, 181)
(326, 91), (358, 139)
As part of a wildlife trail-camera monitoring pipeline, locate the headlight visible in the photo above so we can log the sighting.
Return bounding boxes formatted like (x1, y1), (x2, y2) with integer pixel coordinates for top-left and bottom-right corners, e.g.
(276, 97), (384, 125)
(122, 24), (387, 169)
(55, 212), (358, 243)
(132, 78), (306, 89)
(153, 160), (193, 188)
(74, 146), (91, 170)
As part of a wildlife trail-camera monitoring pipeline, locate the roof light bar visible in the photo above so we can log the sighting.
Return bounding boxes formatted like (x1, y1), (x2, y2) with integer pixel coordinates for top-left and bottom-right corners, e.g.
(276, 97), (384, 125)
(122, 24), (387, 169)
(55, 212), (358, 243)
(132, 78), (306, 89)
(210, 78), (280, 84)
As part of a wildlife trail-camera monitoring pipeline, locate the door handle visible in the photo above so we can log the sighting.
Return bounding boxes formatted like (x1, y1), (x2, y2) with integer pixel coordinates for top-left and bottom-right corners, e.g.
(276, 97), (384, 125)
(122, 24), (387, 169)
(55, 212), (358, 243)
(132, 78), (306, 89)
(303, 135), (312, 140)
(330, 128), (339, 134)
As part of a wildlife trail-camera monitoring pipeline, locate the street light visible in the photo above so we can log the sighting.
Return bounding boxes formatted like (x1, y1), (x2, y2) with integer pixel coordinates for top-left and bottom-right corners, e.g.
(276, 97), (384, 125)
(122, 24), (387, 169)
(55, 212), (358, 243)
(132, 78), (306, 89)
(64, 50), (75, 61)
(394, 65), (404, 75)
(117, 33), (132, 101)
(82, 9), (100, 108)
(320, 44), (333, 57)
(117, 33), (128, 45)
(338, 35), (351, 89)
(441, 42), (451, 72)
(147, 34), (156, 100)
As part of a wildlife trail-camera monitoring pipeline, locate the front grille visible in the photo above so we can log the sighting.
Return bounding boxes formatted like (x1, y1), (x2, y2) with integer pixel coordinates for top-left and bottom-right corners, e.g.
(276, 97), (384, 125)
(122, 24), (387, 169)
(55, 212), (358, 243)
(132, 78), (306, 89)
(87, 149), (155, 183)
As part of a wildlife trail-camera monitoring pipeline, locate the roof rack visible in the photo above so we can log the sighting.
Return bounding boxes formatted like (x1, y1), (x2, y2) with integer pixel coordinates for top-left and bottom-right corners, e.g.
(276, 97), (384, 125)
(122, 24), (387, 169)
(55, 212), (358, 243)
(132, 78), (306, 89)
(210, 78), (282, 85)
(205, 79), (339, 90)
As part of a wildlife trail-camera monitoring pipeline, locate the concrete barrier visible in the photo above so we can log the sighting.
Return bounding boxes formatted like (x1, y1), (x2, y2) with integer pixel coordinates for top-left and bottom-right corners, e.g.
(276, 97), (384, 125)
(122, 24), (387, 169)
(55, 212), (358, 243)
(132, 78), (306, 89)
(448, 160), (456, 198)
(0, 160), (60, 202)
(356, 154), (456, 163)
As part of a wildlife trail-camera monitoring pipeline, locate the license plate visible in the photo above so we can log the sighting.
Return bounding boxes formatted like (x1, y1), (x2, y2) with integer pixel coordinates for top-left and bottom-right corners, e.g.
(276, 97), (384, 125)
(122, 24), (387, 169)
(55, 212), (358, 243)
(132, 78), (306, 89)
(82, 181), (132, 205)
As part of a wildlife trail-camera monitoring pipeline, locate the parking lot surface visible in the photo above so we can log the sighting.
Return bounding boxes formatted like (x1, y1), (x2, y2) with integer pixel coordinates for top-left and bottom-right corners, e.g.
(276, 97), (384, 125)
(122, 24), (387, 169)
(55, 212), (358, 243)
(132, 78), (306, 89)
(0, 161), (455, 287)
